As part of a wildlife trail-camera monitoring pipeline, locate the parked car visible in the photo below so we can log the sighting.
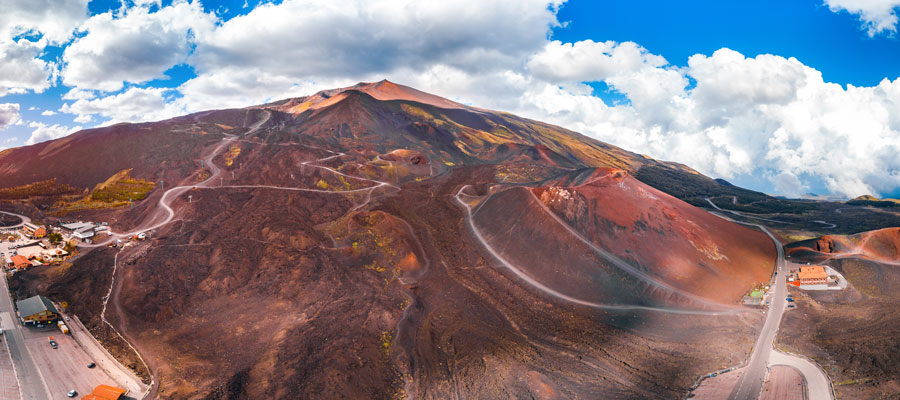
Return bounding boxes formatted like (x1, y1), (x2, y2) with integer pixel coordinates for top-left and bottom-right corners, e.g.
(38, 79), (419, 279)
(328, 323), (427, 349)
(87, 362), (96, 368)
(67, 390), (77, 397)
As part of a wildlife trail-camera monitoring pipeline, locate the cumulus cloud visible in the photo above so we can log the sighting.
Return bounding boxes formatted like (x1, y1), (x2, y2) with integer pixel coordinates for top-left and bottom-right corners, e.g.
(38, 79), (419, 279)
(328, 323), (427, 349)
(60, 87), (185, 124)
(0, 39), (55, 97)
(825, 0), (900, 36)
(189, 0), (562, 82)
(62, 88), (95, 101)
(0, 103), (20, 130)
(25, 121), (80, 145)
(528, 40), (667, 83)
(0, 0), (89, 44)
(514, 48), (900, 198)
(0, 0), (89, 97)
(61, 0), (216, 91)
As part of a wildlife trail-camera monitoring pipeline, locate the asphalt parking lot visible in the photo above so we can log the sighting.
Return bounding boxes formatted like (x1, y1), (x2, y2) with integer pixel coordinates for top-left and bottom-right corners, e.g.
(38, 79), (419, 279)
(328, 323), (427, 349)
(21, 324), (122, 400)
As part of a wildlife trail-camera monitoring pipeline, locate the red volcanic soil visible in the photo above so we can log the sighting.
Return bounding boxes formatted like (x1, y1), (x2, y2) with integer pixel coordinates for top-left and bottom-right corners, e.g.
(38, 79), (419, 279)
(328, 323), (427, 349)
(0, 110), (259, 190)
(786, 227), (900, 264)
(473, 167), (774, 306)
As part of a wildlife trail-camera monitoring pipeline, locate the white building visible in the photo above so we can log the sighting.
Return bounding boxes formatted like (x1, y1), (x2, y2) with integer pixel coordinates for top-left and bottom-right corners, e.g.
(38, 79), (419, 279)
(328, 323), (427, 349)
(73, 228), (94, 240)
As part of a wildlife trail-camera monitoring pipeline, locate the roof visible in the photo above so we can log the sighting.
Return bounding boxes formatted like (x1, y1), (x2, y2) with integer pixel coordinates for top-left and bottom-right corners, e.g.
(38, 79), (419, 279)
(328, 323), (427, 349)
(798, 265), (828, 280)
(22, 223), (37, 230)
(74, 228), (95, 237)
(749, 289), (764, 298)
(10, 255), (30, 267)
(61, 222), (93, 231)
(15, 295), (58, 318)
(82, 385), (127, 400)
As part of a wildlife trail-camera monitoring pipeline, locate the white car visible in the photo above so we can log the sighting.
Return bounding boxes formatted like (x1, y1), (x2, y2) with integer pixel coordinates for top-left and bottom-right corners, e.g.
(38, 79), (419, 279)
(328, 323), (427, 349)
(67, 390), (77, 397)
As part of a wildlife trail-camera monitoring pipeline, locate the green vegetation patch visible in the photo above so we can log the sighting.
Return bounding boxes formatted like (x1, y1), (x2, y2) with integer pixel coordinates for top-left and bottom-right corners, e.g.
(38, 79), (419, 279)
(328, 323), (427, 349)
(52, 169), (155, 214)
(91, 177), (155, 202)
(0, 179), (78, 199)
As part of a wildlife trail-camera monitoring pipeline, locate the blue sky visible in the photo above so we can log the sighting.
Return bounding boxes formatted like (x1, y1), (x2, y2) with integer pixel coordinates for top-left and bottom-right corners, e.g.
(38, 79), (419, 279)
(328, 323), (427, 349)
(555, 1), (900, 87)
(2, 0), (900, 199)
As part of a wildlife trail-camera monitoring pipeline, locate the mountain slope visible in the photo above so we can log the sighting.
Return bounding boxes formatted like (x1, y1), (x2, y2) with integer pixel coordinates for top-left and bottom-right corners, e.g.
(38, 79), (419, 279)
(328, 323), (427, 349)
(2, 81), (776, 399)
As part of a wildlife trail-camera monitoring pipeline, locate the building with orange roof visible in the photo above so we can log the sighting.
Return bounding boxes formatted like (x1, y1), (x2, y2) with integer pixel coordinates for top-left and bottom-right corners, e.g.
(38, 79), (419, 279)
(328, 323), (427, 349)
(798, 265), (828, 289)
(10, 255), (30, 270)
(81, 384), (127, 400)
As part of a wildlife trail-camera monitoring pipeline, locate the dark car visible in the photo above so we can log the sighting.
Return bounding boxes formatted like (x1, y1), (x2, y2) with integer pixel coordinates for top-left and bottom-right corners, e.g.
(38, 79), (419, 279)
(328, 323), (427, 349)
(87, 362), (96, 368)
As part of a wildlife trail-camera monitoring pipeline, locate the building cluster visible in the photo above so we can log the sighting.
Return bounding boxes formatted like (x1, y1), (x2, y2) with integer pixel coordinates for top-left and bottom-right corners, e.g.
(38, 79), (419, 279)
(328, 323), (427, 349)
(59, 221), (108, 242)
(2, 220), (107, 272)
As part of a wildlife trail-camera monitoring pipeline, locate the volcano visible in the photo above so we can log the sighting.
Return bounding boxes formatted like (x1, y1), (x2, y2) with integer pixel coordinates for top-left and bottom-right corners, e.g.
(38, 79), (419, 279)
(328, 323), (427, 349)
(1, 81), (777, 399)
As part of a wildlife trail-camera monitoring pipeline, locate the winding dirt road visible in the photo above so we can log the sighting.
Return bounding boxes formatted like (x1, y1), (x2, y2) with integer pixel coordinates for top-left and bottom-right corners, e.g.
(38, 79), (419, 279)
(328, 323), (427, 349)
(454, 185), (745, 315)
(92, 111), (405, 398)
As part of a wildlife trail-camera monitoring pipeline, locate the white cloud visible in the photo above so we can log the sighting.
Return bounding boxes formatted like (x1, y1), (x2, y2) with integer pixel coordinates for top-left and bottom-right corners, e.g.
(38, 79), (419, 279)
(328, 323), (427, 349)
(40, 110), (56, 116)
(25, 121), (80, 145)
(60, 87), (185, 124)
(0, 39), (54, 96)
(0, 103), (20, 130)
(825, 0), (900, 36)
(527, 40), (667, 83)
(73, 114), (93, 124)
(189, 0), (561, 82)
(0, 0), (89, 97)
(61, 0), (216, 91)
(0, 0), (89, 45)
(508, 48), (900, 198)
(4, 137), (16, 143)
(62, 88), (95, 100)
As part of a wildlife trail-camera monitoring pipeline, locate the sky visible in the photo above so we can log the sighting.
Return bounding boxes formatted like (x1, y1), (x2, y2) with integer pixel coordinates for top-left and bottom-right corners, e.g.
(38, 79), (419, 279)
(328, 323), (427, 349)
(2, 0), (900, 199)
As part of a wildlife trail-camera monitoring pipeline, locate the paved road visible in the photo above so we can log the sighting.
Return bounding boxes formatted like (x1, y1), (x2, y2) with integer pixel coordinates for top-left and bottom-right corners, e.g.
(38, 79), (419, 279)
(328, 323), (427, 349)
(0, 272), (50, 400)
(21, 324), (125, 400)
(727, 232), (786, 400)
(770, 350), (831, 399)
(0, 318), (22, 399)
(761, 365), (805, 400)
(705, 198), (833, 400)
(0, 211), (30, 229)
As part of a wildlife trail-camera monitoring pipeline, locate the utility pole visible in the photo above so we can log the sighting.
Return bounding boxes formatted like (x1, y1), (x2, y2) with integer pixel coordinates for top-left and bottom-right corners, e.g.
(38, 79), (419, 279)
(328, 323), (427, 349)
(200, 159), (204, 169)
(129, 198), (132, 210)
(160, 180), (164, 190)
